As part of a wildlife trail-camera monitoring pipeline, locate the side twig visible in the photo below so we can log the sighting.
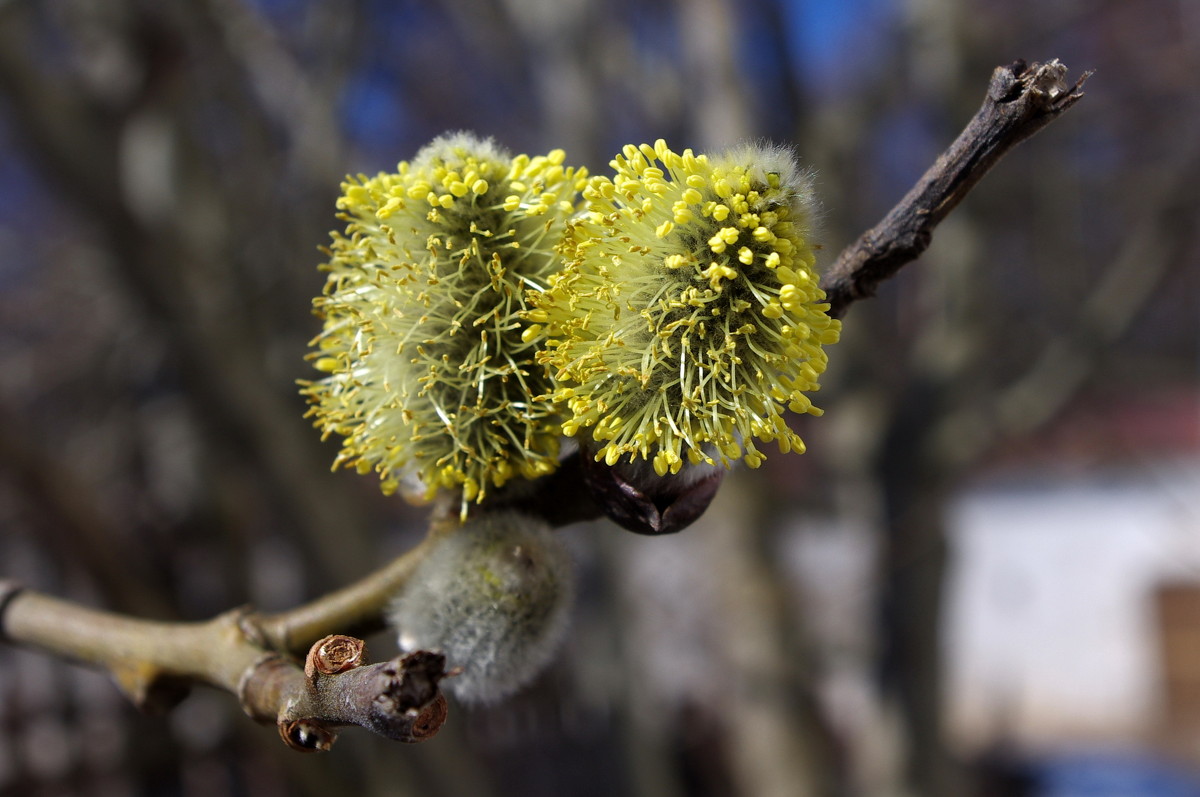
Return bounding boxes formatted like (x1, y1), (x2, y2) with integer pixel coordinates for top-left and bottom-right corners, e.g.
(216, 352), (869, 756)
(0, 534), (450, 750)
(820, 58), (1091, 319)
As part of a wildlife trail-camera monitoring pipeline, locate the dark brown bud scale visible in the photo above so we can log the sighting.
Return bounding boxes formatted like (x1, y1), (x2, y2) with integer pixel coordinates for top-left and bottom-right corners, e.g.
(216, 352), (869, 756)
(278, 718), (337, 752)
(579, 451), (725, 535)
(402, 692), (449, 743)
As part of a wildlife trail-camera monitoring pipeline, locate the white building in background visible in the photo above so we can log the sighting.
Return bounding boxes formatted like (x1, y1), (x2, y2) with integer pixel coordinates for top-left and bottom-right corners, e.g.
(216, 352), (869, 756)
(944, 458), (1200, 753)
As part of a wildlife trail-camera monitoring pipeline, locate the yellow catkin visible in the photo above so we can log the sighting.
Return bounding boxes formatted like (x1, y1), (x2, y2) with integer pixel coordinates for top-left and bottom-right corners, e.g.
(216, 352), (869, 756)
(529, 140), (839, 472)
(303, 133), (587, 511)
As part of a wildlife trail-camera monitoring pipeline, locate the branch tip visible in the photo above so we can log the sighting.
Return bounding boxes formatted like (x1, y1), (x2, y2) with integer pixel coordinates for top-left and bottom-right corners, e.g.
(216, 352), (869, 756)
(822, 57), (1090, 318)
(360, 651), (451, 743)
(377, 650), (449, 714)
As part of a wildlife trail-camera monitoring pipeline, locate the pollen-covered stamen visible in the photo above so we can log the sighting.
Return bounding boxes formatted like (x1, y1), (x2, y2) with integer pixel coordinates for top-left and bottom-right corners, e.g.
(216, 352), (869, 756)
(303, 133), (588, 508)
(532, 139), (840, 474)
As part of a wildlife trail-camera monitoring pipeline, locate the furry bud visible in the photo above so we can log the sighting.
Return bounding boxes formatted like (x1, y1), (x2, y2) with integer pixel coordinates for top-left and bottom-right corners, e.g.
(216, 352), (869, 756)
(302, 133), (588, 512)
(387, 511), (574, 703)
(531, 140), (840, 479)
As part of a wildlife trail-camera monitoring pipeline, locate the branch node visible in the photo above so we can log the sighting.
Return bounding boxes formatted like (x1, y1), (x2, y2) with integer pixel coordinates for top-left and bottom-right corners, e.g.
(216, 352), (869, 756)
(233, 606), (271, 648)
(237, 652), (293, 722)
(279, 718), (338, 753)
(304, 634), (366, 679)
(822, 58), (1091, 319)
(403, 691), (449, 743)
(990, 60), (1025, 101)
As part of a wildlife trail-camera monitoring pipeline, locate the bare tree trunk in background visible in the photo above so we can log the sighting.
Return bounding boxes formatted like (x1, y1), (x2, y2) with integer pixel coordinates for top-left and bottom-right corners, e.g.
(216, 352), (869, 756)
(865, 3), (977, 793)
(676, 0), (754, 150)
(707, 478), (839, 797)
(875, 381), (961, 797)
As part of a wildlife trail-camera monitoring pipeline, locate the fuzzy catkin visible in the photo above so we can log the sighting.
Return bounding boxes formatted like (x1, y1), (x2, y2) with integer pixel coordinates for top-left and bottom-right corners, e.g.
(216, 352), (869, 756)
(531, 140), (840, 478)
(387, 511), (574, 703)
(303, 133), (587, 508)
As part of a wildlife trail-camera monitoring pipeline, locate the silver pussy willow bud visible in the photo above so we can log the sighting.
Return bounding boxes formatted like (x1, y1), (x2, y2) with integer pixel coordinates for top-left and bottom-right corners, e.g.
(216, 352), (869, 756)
(387, 511), (574, 703)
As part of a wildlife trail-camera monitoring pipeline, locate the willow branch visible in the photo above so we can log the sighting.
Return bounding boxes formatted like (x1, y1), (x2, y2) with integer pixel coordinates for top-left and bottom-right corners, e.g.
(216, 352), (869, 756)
(821, 58), (1091, 319)
(250, 530), (443, 654)
(0, 535), (449, 750)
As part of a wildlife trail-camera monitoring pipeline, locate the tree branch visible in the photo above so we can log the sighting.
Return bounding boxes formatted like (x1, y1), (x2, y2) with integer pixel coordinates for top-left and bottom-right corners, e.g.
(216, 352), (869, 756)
(253, 530), (444, 653)
(820, 58), (1091, 319)
(0, 536), (450, 750)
